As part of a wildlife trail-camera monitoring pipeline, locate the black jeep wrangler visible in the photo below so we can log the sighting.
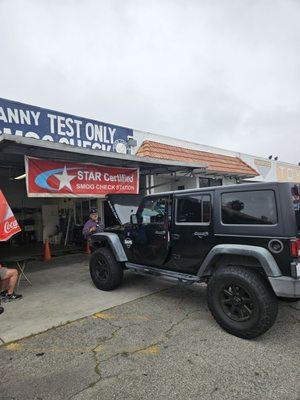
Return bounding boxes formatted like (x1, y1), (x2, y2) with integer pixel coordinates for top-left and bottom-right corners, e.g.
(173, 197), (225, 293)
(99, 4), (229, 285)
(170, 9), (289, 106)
(89, 182), (300, 339)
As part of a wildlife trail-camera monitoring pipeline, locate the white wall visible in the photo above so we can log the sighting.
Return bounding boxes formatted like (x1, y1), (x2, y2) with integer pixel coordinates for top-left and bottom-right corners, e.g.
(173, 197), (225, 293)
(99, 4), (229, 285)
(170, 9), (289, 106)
(223, 177), (238, 186)
(151, 174), (198, 194)
(150, 174), (236, 194)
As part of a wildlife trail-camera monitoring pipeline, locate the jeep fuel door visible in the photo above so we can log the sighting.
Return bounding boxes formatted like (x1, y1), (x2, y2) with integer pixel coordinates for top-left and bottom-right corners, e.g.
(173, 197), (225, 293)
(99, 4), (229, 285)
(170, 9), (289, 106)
(171, 192), (214, 274)
(131, 195), (171, 267)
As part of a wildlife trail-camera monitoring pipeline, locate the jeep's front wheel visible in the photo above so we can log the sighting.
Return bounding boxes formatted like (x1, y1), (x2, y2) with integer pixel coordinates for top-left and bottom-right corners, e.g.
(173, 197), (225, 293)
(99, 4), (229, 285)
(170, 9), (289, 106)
(207, 266), (278, 339)
(89, 248), (123, 291)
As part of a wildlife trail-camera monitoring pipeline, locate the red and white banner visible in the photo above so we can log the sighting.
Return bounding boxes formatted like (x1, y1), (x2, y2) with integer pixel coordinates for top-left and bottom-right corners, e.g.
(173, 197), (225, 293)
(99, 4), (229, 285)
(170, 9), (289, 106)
(0, 190), (21, 241)
(25, 157), (139, 197)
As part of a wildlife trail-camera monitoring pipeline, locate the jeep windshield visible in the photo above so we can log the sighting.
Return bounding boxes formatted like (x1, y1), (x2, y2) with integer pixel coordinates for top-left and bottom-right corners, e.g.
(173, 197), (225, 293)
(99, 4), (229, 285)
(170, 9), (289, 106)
(106, 194), (143, 225)
(291, 184), (300, 231)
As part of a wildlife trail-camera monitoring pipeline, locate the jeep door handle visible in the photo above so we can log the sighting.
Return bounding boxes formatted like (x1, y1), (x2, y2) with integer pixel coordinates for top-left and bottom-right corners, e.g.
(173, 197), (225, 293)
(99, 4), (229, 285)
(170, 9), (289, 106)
(172, 233), (180, 240)
(155, 230), (166, 235)
(194, 231), (209, 238)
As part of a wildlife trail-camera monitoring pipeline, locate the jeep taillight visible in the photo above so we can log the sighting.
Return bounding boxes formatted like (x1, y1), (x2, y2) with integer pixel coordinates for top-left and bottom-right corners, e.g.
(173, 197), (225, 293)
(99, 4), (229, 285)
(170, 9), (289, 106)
(290, 238), (300, 258)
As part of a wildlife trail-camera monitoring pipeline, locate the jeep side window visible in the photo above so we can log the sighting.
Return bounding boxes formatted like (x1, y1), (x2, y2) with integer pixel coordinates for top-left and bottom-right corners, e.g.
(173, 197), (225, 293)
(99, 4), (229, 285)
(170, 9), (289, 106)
(176, 194), (211, 224)
(138, 197), (168, 224)
(221, 190), (277, 225)
(291, 184), (300, 230)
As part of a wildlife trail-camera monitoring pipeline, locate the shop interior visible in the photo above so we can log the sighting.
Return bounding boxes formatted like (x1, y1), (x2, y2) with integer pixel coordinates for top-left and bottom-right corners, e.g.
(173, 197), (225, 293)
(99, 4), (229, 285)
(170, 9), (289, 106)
(0, 165), (120, 258)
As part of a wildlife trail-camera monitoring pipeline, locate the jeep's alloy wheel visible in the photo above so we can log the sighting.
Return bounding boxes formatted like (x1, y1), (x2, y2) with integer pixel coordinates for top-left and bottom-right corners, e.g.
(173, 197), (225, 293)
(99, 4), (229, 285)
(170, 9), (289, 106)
(94, 256), (110, 282)
(220, 284), (254, 322)
(89, 248), (123, 291)
(207, 265), (278, 339)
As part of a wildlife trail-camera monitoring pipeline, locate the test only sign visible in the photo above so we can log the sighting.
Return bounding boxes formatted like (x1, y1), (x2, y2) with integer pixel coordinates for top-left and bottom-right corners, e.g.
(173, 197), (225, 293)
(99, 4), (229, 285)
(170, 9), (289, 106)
(25, 157), (139, 197)
(0, 98), (133, 153)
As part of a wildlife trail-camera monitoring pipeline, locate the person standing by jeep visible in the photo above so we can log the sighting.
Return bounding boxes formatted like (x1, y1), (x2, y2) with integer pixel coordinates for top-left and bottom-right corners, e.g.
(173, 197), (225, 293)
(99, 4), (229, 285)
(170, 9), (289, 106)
(82, 208), (104, 245)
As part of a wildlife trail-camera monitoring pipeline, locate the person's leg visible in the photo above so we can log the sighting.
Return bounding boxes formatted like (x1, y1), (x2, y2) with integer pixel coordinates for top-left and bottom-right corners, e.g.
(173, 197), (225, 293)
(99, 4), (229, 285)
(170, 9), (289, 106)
(0, 267), (9, 293)
(2, 269), (22, 300)
(4, 269), (19, 295)
(0, 278), (9, 293)
(0, 268), (22, 300)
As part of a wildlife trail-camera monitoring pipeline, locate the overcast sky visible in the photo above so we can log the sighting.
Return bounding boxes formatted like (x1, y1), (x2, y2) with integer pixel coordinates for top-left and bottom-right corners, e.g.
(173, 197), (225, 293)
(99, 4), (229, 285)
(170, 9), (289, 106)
(0, 0), (299, 163)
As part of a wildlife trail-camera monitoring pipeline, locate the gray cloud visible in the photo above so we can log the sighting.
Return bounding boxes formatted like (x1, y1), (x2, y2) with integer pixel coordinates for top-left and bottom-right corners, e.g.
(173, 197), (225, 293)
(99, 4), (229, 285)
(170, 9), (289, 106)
(0, 0), (299, 162)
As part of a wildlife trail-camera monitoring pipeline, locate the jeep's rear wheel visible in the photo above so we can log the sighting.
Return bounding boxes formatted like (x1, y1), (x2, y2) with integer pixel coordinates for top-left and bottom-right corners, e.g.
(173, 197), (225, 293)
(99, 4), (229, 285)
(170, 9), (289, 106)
(207, 266), (278, 339)
(89, 248), (123, 291)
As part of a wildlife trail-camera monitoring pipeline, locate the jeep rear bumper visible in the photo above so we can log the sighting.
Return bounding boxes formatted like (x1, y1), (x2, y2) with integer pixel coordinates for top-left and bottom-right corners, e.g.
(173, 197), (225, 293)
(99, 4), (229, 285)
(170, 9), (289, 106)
(268, 276), (300, 298)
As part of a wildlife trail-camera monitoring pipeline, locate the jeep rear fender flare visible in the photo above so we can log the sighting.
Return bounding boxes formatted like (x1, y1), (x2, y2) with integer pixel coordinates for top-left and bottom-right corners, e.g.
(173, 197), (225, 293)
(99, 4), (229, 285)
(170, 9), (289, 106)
(91, 233), (128, 262)
(197, 244), (282, 278)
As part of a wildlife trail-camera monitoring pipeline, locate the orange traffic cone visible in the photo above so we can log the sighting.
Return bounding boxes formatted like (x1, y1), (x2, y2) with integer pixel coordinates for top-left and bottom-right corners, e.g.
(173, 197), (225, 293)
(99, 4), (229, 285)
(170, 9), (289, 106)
(44, 239), (52, 262)
(86, 241), (91, 255)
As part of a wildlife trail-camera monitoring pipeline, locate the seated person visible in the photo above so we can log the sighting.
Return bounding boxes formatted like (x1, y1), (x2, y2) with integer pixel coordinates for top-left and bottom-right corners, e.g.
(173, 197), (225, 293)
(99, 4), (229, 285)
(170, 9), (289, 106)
(0, 263), (22, 301)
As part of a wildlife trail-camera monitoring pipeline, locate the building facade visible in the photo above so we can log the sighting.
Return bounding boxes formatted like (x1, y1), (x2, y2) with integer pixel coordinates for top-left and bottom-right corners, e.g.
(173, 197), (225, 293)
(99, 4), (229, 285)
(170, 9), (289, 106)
(129, 129), (300, 191)
(0, 97), (298, 255)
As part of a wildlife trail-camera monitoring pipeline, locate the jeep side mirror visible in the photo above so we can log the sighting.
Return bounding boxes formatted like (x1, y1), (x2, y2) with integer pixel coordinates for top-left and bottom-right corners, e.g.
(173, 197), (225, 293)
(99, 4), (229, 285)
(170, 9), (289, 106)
(130, 214), (138, 224)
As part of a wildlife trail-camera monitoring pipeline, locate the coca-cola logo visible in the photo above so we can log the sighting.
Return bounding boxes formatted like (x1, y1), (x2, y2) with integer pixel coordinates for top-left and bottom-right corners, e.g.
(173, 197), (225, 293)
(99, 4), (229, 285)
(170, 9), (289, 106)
(4, 220), (18, 233)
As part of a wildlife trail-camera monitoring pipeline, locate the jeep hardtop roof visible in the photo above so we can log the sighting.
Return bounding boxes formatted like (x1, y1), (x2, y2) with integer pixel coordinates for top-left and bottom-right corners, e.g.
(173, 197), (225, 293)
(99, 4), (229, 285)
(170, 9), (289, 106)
(142, 181), (299, 236)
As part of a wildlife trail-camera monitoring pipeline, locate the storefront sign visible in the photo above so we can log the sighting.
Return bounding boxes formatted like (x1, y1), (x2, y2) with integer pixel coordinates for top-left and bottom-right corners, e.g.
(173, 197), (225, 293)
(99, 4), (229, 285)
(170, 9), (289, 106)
(25, 157), (139, 197)
(276, 164), (300, 183)
(0, 190), (21, 241)
(0, 98), (133, 153)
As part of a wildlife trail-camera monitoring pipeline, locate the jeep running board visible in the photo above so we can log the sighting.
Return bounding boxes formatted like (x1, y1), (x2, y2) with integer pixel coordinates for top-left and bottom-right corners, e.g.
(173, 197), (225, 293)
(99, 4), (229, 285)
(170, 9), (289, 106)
(125, 263), (201, 285)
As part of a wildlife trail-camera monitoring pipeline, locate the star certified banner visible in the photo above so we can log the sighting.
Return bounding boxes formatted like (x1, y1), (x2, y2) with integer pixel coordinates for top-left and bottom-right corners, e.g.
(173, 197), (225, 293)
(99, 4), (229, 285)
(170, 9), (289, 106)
(25, 157), (139, 197)
(0, 190), (21, 241)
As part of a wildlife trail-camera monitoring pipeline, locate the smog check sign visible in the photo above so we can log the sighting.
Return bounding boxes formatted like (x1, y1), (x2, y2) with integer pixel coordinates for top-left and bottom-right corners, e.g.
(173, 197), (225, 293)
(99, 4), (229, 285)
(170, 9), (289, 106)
(0, 98), (132, 153)
(25, 157), (139, 197)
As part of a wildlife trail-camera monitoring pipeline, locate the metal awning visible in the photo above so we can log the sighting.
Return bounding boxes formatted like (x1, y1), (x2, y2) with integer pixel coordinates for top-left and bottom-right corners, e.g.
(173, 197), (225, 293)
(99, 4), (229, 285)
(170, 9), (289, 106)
(0, 134), (208, 175)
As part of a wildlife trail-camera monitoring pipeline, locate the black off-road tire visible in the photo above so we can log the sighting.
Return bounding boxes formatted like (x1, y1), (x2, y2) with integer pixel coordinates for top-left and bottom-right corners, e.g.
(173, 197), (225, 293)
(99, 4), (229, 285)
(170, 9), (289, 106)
(207, 265), (278, 339)
(89, 247), (123, 291)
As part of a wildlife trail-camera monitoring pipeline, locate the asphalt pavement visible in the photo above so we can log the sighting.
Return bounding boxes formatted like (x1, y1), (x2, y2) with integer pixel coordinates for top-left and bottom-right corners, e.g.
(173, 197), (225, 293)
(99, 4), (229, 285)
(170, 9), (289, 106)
(0, 283), (299, 400)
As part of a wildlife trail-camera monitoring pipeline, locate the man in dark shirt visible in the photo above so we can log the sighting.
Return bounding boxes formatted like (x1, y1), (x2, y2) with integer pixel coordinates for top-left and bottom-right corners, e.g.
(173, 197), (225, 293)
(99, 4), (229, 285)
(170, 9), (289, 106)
(82, 208), (104, 243)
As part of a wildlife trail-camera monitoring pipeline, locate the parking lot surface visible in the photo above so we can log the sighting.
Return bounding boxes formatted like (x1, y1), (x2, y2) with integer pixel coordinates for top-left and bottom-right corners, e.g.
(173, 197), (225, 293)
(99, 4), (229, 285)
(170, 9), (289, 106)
(0, 255), (173, 343)
(1, 284), (299, 400)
